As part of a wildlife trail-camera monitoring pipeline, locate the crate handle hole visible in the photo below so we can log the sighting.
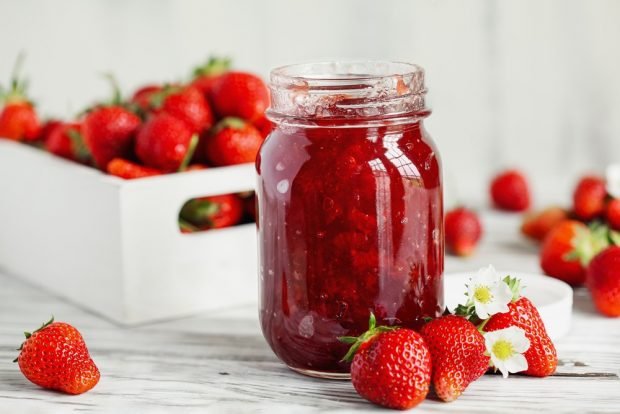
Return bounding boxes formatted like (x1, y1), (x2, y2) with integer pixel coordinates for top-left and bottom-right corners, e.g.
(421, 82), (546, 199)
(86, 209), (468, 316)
(178, 191), (255, 234)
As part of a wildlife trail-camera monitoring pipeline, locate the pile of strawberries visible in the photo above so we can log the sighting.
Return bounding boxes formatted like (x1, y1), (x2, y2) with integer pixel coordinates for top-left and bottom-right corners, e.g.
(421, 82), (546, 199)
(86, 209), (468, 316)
(0, 56), (270, 232)
(445, 169), (620, 317)
(339, 267), (556, 409)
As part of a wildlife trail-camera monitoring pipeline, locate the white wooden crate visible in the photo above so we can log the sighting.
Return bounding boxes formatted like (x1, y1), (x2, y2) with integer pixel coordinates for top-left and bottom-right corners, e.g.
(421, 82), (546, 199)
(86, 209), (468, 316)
(0, 140), (257, 325)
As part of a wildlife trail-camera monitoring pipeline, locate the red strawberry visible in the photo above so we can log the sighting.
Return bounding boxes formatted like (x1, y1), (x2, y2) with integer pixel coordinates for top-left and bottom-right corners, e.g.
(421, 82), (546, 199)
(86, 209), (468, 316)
(420, 315), (489, 402)
(540, 220), (609, 285)
(490, 169), (531, 212)
(15, 317), (100, 395)
(179, 194), (243, 231)
(130, 84), (163, 113)
(191, 56), (231, 96)
(136, 113), (198, 172)
(573, 175), (607, 221)
(340, 314), (431, 410)
(209, 71), (269, 121)
(605, 199), (620, 231)
(205, 117), (263, 166)
(445, 207), (482, 256)
(0, 57), (41, 141)
(154, 86), (214, 133)
(45, 122), (90, 163)
(38, 119), (63, 143)
(521, 206), (569, 242)
(586, 246), (620, 317)
(540, 220), (588, 285)
(107, 158), (161, 179)
(82, 106), (141, 169)
(484, 297), (557, 377)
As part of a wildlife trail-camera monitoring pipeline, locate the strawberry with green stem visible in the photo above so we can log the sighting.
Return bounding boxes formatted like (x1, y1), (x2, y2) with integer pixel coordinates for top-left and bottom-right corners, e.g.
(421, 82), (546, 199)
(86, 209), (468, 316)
(0, 53), (41, 141)
(15, 317), (100, 395)
(455, 269), (557, 377)
(81, 74), (141, 169)
(179, 194), (244, 232)
(135, 113), (198, 172)
(339, 313), (431, 410)
(205, 117), (264, 166)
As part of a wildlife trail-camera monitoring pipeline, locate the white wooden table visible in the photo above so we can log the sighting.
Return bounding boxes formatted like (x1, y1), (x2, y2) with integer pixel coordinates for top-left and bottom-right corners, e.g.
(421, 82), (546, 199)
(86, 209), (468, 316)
(1, 212), (619, 413)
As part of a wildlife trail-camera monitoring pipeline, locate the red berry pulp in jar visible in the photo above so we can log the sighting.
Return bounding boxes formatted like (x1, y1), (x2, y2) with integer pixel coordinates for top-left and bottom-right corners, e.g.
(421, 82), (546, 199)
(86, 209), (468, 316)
(257, 62), (443, 378)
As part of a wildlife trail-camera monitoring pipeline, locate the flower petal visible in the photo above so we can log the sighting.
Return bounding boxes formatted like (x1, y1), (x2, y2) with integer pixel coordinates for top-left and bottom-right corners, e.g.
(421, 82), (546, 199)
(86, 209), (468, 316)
(504, 353), (529, 374)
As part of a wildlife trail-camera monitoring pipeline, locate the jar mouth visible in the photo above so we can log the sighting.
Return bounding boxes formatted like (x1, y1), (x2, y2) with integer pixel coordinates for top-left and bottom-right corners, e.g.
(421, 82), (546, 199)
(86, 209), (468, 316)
(270, 61), (424, 84)
(268, 61), (427, 124)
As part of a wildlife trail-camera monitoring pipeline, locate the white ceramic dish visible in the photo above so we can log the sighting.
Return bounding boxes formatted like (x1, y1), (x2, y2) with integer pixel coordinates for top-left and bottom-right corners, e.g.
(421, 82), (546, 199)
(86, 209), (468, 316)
(444, 271), (573, 340)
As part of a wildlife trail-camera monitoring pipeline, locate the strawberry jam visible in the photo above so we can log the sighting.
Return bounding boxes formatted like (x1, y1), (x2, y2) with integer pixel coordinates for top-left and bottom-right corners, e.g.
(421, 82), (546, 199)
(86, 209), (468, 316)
(257, 62), (443, 378)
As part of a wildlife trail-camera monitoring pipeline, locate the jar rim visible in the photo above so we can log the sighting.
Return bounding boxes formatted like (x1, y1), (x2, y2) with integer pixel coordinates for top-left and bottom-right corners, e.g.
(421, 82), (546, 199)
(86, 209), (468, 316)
(268, 61), (428, 123)
(270, 61), (425, 85)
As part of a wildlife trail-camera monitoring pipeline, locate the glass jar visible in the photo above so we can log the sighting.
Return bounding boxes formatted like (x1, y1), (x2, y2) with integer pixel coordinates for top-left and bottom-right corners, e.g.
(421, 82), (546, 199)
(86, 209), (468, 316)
(256, 61), (443, 378)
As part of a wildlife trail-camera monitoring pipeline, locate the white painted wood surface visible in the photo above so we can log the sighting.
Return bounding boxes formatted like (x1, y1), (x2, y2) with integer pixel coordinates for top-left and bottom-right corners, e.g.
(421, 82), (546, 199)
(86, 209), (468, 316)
(0, 211), (619, 413)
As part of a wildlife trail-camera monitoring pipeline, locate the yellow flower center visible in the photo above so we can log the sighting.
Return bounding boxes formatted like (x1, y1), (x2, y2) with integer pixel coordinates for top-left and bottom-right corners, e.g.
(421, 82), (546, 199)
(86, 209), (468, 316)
(492, 339), (515, 361)
(474, 285), (493, 304)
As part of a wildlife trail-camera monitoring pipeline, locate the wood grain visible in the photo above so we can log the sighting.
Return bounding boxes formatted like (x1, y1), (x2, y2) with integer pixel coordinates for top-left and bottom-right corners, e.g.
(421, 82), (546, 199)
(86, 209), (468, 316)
(1, 212), (619, 413)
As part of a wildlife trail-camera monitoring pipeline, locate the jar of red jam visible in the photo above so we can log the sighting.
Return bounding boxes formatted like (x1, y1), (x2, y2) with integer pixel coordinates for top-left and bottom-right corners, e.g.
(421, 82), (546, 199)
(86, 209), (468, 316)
(257, 61), (443, 378)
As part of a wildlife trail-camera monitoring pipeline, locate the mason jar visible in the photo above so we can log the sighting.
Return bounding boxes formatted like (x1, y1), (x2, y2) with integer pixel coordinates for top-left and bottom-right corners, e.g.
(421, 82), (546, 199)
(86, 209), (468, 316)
(256, 61), (443, 378)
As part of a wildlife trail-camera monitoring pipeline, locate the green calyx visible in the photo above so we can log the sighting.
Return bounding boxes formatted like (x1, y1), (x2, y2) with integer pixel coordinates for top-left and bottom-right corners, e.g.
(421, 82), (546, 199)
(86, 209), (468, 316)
(1, 52), (31, 105)
(178, 134), (199, 172)
(148, 84), (182, 110)
(213, 117), (247, 134)
(503, 275), (522, 302)
(13, 316), (54, 363)
(179, 197), (220, 228)
(192, 56), (231, 78)
(66, 129), (92, 164)
(338, 313), (398, 363)
(565, 222), (611, 266)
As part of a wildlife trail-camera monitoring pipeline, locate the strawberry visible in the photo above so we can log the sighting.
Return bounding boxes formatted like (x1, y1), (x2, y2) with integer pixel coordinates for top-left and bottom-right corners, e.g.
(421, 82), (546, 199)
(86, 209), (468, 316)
(573, 175), (607, 221)
(82, 106), (141, 170)
(445, 207), (482, 256)
(586, 246), (620, 317)
(191, 56), (231, 96)
(0, 56), (41, 141)
(420, 315), (489, 402)
(179, 194), (244, 231)
(209, 71), (269, 122)
(340, 314), (431, 410)
(205, 117), (263, 166)
(540, 220), (609, 285)
(38, 119), (63, 143)
(15, 317), (100, 395)
(490, 169), (531, 212)
(521, 206), (569, 242)
(484, 297), (557, 377)
(136, 113), (198, 172)
(45, 122), (91, 163)
(153, 86), (214, 133)
(107, 158), (161, 179)
(130, 84), (163, 113)
(605, 199), (620, 231)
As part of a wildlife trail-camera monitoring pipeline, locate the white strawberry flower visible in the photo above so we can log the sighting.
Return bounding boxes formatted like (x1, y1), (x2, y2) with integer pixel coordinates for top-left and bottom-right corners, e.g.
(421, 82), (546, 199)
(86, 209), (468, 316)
(484, 326), (530, 378)
(466, 265), (513, 319)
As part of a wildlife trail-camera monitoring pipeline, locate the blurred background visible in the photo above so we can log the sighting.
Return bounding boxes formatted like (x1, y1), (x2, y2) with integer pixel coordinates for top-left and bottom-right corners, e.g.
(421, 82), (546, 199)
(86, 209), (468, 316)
(1, 0), (619, 205)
